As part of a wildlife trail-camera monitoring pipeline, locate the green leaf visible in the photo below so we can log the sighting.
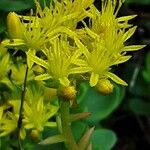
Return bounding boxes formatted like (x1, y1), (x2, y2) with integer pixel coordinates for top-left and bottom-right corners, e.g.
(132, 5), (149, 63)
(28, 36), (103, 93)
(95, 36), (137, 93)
(33, 128), (65, 150)
(78, 82), (125, 123)
(91, 129), (117, 150)
(39, 0), (52, 9)
(39, 135), (65, 145)
(0, 0), (33, 11)
(142, 52), (150, 83)
(0, 15), (6, 34)
(0, 136), (15, 150)
(70, 112), (91, 122)
(123, 62), (149, 97)
(78, 127), (95, 150)
(128, 99), (150, 115)
(125, 0), (150, 5)
(72, 121), (88, 141)
(142, 71), (150, 83)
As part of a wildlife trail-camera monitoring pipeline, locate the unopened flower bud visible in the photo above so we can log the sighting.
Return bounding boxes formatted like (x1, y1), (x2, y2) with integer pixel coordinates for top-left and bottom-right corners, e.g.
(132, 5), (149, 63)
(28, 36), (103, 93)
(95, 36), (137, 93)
(95, 79), (114, 95)
(57, 86), (77, 101)
(30, 129), (41, 142)
(7, 12), (23, 39)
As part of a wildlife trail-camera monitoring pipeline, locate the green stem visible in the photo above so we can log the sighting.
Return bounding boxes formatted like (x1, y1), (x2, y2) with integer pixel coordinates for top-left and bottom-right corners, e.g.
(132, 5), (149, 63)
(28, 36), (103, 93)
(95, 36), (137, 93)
(60, 100), (78, 150)
(17, 65), (28, 150)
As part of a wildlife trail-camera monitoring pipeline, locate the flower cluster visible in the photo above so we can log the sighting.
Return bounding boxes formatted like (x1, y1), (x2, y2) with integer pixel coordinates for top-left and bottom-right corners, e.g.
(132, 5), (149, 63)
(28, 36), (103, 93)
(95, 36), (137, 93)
(0, 0), (145, 139)
(0, 83), (58, 139)
(2, 0), (145, 88)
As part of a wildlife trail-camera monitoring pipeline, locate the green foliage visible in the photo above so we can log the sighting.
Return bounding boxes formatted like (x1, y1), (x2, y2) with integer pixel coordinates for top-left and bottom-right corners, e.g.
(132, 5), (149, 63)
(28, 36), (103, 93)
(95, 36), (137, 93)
(143, 52), (150, 83)
(125, 0), (150, 5)
(72, 121), (88, 141)
(91, 129), (117, 150)
(129, 98), (150, 115)
(0, 0), (34, 12)
(0, 14), (6, 34)
(78, 82), (125, 124)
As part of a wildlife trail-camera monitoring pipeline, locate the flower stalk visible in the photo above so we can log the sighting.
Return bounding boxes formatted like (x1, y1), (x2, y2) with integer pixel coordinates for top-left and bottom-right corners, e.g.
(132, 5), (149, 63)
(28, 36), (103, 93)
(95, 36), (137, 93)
(17, 65), (28, 149)
(60, 100), (78, 150)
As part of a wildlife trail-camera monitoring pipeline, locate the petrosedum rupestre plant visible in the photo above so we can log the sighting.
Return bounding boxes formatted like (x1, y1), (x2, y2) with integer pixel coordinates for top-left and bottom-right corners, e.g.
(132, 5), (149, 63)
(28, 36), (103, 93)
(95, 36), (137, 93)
(0, 0), (145, 150)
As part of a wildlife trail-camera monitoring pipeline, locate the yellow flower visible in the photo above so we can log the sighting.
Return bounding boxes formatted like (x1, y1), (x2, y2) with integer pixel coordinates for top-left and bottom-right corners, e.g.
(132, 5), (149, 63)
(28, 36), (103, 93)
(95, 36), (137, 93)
(23, 98), (58, 132)
(2, 0), (145, 89)
(0, 92), (58, 139)
(0, 111), (25, 139)
(87, 0), (145, 54)
(11, 62), (34, 85)
(7, 12), (24, 39)
(0, 46), (11, 81)
(35, 0), (94, 30)
(3, 11), (46, 51)
(27, 36), (91, 86)
(75, 38), (129, 86)
(3, 0), (92, 69)
(3, 0), (91, 50)
(74, 0), (145, 87)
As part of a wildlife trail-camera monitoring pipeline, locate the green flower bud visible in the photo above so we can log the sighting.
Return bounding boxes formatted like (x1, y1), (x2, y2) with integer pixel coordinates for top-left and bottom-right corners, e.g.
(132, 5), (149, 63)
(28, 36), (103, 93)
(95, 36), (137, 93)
(7, 12), (23, 39)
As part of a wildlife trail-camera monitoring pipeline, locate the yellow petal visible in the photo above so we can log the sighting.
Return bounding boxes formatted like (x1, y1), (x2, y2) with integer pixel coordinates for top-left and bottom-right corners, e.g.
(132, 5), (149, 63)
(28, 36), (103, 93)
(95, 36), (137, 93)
(27, 52), (49, 69)
(74, 37), (90, 58)
(24, 123), (34, 129)
(45, 122), (57, 127)
(122, 26), (137, 42)
(123, 45), (146, 51)
(20, 128), (26, 140)
(90, 72), (99, 87)
(117, 15), (137, 22)
(106, 72), (128, 86)
(26, 49), (36, 69)
(35, 73), (52, 81)
(113, 56), (132, 65)
(0, 107), (3, 120)
(37, 98), (44, 112)
(59, 77), (70, 87)
(2, 39), (25, 47)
